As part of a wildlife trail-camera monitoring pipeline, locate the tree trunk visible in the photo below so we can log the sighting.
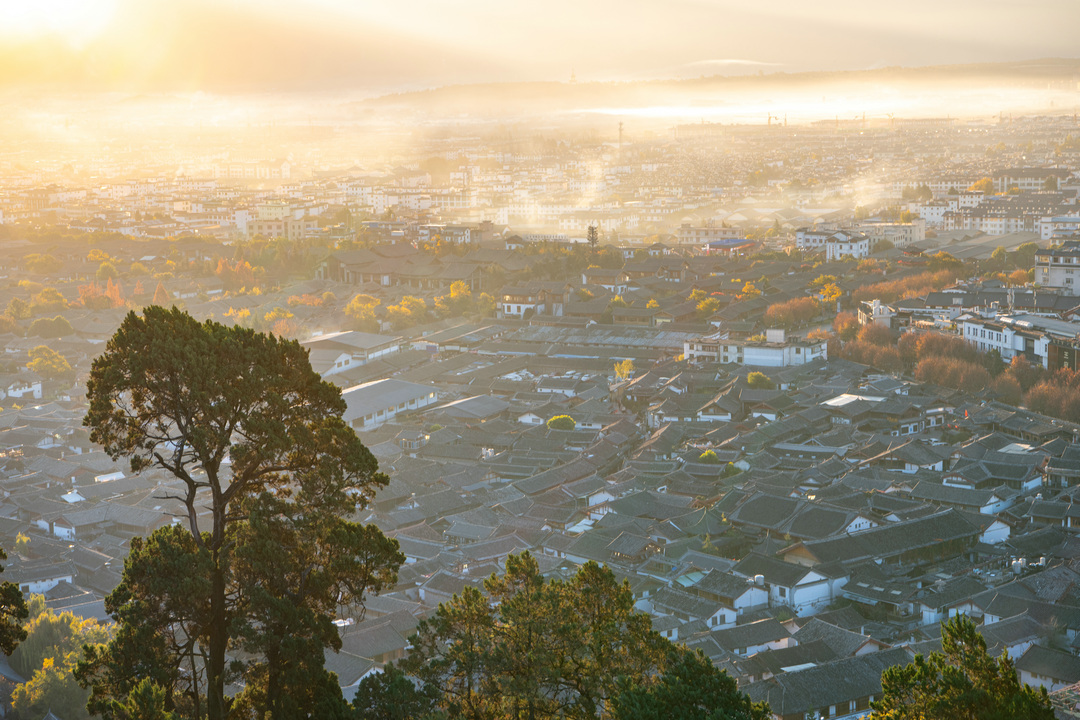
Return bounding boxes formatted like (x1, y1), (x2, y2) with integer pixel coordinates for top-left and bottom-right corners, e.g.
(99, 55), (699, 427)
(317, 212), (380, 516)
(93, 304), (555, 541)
(206, 561), (227, 720)
(266, 644), (281, 719)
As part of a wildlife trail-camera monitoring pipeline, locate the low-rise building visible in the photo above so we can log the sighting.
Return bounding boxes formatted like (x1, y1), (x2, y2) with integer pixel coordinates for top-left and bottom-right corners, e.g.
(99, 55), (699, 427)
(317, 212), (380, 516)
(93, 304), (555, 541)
(685, 329), (827, 367)
(341, 379), (439, 430)
(825, 231), (870, 261)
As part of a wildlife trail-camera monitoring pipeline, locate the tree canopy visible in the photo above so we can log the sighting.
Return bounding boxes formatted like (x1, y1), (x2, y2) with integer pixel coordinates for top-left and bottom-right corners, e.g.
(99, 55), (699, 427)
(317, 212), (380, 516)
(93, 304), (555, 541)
(26, 345), (73, 380)
(547, 415), (577, 431)
(391, 553), (765, 720)
(612, 647), (770, 720)
(870, 615), (1053, 720)
(0, 548), (27, 656)
(78, 306), (403, 720)
(9, 600), (111, 720)
(746, 372), (774, 390)
(402, 553), (665, 719)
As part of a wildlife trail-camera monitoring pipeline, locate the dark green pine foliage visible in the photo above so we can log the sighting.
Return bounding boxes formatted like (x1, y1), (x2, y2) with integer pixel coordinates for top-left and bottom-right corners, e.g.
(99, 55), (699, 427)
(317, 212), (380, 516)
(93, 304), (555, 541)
(351, 662), (441, 720)
(0, 547), (28, 655)
(611, 647), (771, 720)
(871, 615), (1054, 720)
(77, 306), (403, 720)
(400, 552), (750, 720)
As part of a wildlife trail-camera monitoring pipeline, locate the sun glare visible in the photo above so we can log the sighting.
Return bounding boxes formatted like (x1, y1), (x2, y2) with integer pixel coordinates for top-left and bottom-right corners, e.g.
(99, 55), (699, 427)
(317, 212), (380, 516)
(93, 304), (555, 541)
(0, 0), (117, 45)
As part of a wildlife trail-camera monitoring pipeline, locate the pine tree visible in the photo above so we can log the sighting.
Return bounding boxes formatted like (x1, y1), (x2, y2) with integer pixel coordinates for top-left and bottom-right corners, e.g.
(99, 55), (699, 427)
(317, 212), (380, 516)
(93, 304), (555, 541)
(871, 615), (1054, 720)
(78, 307), (403, 720)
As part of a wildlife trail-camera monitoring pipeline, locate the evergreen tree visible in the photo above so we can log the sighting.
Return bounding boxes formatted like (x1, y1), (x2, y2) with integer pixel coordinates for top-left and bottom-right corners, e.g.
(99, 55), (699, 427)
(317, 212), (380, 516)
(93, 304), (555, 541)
(352, 663), (440, 720)
(0, 548), (27, 655)
(612, 647), (770, 720)
(402, 553), (698, 720)
(78, 307), (403, 720)
(870, 615), (1053, 720)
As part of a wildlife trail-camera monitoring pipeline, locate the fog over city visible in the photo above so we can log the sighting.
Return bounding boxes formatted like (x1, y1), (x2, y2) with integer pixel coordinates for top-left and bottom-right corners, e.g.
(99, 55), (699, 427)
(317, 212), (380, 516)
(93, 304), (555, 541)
(2, 2), (1080, 720)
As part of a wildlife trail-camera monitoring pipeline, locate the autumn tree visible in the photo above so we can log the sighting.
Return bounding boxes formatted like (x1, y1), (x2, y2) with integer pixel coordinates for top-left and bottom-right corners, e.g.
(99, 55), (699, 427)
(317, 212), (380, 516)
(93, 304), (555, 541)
(746, 372), (775, 390)
(1008, 269), (1032, 286)
(699, 450), (720, 464)
(385, 296), (429, 330)
(12, 656), (90, 720)
(97, 261), (120, 282)
(833, 312), (860, 341)
(764, 297), (819, 328)
(345, 293), (381, 332)
(857, 323), (896, 347)
(851, 270), (959, 304)
(27, 346), (74, 380)
(991, 375), (1022, 405)
(1008, 355), (1045, 391)
(30, 288), (69, 315)
(78, 307), (403, 720)
(696, 298), (720, 318)
(152, 283), (171, 307)
(737, 282), (761, 299)
(817, 282), (842, 304)
(613, 359), (635, 382)
(914, 356), (990, 393)
(9, 604), (111, 720)
(12, 604), (111, 680)
(434, 281), (474, 318)
(928, 252), (963, 272)
(547, 415), (577, 431)
(80, 283), (114, 311)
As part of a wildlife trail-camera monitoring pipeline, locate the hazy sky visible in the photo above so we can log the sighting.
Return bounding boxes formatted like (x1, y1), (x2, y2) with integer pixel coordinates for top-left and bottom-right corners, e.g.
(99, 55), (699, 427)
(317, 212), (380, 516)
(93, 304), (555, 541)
(0, 0), (1076, 92)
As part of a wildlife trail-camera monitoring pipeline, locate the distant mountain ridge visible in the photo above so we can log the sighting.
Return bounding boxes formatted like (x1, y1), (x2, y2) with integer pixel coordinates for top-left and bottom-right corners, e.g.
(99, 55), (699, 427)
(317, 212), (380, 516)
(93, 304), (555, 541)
(353, 58), (1080, 122)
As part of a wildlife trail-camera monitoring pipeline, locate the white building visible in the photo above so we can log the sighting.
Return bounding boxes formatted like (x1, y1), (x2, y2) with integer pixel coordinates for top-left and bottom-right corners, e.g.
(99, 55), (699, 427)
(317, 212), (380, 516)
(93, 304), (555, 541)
(993, 168), (1071, 194)
(341, 379), (439, 431)
(795, 226), (838, 252)
(825, 230), (870, 261)
(685, 329), (827, 367)
(301, 331), (403, 377)
(960, 316), (1046, 365)
(1038, 216), (1080, 241)
(1034, 242), (1080, 288)
(677, 222), (741, 246)
(854, 219), (925, 249)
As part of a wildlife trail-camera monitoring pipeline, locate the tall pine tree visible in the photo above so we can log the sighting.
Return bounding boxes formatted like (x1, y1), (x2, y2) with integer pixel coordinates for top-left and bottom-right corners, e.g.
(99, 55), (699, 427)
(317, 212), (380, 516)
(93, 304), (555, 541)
(78, 306), (402, 720)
